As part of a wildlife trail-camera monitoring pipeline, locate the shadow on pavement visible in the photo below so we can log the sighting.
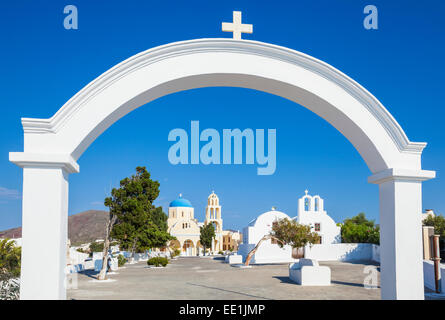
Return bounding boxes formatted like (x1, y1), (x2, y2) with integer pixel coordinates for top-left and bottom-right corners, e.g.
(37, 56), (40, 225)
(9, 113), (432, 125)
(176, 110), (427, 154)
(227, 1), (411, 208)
(187, 282), (274, 300)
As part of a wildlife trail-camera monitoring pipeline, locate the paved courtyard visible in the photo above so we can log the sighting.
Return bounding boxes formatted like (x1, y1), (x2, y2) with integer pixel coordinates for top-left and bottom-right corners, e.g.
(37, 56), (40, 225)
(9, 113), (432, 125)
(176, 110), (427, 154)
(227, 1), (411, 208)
(68, 257), (381, 300)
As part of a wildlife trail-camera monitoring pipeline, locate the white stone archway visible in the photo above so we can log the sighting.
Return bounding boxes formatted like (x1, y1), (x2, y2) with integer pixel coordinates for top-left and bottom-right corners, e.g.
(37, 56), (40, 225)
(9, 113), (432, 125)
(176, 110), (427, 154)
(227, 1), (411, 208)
(9, 39), (434, 300)
(182, 239), (195, 256)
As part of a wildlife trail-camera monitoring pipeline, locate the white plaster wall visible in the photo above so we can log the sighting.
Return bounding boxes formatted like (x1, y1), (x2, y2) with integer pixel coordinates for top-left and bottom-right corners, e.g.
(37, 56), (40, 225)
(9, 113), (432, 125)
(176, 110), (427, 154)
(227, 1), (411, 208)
(304, 243), (376, 261)
(66, 264), (85, 274)
(92, 252), (103, 271)
(134, 252), (149, 261)
(239, 210), (299, 264)
(238, 243), (297, 264)
(423, 260), (445, 291)
(68, 248), (89, 265)
(297, 212), (341, 244)
(84, 259), (94, 270)
(247, 210), (291, 244)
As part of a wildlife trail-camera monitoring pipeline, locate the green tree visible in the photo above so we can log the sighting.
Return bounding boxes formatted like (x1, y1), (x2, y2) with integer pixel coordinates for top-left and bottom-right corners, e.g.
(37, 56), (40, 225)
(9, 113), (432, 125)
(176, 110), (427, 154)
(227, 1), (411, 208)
(244, 218), (320, 266)
(137, 220), (175, 251)
(423, 214), (445, 237)
(151, 206), (169, 232)
(341, 213), (380, 244)
(423, 214), (445, 253)
(271, 218), (320, 249)
(343, 212), (375, 228)
(106, 166), (172, 259)
(200, 223), (215, 256)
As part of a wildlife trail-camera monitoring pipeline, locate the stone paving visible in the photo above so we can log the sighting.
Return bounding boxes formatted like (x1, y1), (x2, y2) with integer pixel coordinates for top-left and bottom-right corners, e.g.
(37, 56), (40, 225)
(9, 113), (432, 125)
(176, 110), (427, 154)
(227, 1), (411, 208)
(68, 256), (382, 300)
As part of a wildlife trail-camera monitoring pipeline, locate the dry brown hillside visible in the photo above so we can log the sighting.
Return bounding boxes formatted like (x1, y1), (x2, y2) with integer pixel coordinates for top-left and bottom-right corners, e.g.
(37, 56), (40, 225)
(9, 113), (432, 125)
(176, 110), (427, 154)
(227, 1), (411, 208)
(0, 210), (109, 246)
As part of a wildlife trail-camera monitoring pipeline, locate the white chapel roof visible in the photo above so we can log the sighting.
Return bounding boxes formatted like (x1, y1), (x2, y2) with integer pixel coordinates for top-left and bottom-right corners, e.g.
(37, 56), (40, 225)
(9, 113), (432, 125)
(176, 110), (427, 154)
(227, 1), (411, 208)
(248, 209), (291, 227)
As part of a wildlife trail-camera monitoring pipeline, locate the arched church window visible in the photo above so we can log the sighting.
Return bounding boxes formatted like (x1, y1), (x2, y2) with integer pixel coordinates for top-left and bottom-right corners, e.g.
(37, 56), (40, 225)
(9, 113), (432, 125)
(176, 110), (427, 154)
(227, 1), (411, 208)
(304, 198), (311, 211)
(314, 198), (319, 211)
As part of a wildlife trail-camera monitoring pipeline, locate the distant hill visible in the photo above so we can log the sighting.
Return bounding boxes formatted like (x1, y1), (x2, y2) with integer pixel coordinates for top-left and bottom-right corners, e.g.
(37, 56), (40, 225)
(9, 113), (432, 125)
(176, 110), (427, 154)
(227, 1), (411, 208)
(67, 210), (110, 245)
(0, 210), (109, 246)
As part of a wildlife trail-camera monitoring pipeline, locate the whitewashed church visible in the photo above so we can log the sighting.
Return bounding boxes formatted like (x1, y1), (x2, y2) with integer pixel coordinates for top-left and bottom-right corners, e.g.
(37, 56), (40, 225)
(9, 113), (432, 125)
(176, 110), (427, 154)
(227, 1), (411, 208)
(296, 190), (341, 244)
(238, 191), (341, 264)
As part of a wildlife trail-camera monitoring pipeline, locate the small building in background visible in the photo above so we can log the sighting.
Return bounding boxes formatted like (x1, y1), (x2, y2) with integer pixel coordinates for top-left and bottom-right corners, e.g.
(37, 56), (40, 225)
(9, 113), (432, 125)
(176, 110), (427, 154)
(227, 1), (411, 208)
(222, 229), (242, 251)
(422, 209), (435, 222)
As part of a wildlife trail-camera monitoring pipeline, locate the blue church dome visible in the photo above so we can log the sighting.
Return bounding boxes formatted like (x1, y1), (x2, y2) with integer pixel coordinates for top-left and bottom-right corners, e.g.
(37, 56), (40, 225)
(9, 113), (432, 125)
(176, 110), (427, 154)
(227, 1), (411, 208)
(169, 194), (193, 208)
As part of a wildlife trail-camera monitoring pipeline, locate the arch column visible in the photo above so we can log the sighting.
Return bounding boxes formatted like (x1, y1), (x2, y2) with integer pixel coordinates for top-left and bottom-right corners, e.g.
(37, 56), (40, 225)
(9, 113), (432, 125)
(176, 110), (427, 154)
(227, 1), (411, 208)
(9, 153), (79, 300)
(368, 168), (435, 300)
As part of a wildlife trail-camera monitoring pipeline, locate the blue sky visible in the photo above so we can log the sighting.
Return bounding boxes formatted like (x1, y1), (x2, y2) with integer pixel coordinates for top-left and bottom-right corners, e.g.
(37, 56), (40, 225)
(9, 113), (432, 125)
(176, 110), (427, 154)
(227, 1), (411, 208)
(0, 0), (444, 231)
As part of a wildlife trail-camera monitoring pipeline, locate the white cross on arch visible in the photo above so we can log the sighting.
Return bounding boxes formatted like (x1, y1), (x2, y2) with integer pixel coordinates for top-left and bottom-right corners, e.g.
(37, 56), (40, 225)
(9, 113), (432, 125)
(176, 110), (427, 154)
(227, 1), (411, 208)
(222, 11), (253, 40)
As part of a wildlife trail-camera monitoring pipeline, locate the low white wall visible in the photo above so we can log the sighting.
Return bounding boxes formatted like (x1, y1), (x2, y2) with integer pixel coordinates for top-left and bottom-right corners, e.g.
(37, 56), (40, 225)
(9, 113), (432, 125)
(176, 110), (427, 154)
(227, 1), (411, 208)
(66, 264), (86, 274)
(68, 248), (89, 265)
(238, 243), (296, 264)
(305, 243), (379, 262)
(93, 252), (104, 271)
(84, 259), (94, 270)
(239, 242), (381, 264)
(423, 260), (445, 292)
(134, 252), (149, 261)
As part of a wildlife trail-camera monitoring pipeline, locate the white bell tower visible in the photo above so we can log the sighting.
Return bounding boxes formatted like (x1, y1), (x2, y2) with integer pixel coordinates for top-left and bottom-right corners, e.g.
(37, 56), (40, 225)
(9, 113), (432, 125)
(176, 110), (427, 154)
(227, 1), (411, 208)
(205, 191), (223, 252)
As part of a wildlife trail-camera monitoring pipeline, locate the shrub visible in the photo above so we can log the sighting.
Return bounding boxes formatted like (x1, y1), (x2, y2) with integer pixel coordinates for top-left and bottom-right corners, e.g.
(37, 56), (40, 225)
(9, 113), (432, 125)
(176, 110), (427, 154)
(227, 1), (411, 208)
(0, 239), (21, 300)
(117, 254), (127, 267)
(147, 257), (168, 267)
(0, 273), (19, 300)
(218, 251), (224, 255)
(0, 239), (21, 277)
(172, 249), (181, 258)
(340, 213), (380, 244)
(89, 241), (104, 253)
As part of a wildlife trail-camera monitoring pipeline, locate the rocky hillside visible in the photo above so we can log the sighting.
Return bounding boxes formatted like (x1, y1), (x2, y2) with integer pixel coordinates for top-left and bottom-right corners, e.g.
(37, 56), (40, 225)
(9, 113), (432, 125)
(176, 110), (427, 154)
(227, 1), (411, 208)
(0, 210), (110, 246)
